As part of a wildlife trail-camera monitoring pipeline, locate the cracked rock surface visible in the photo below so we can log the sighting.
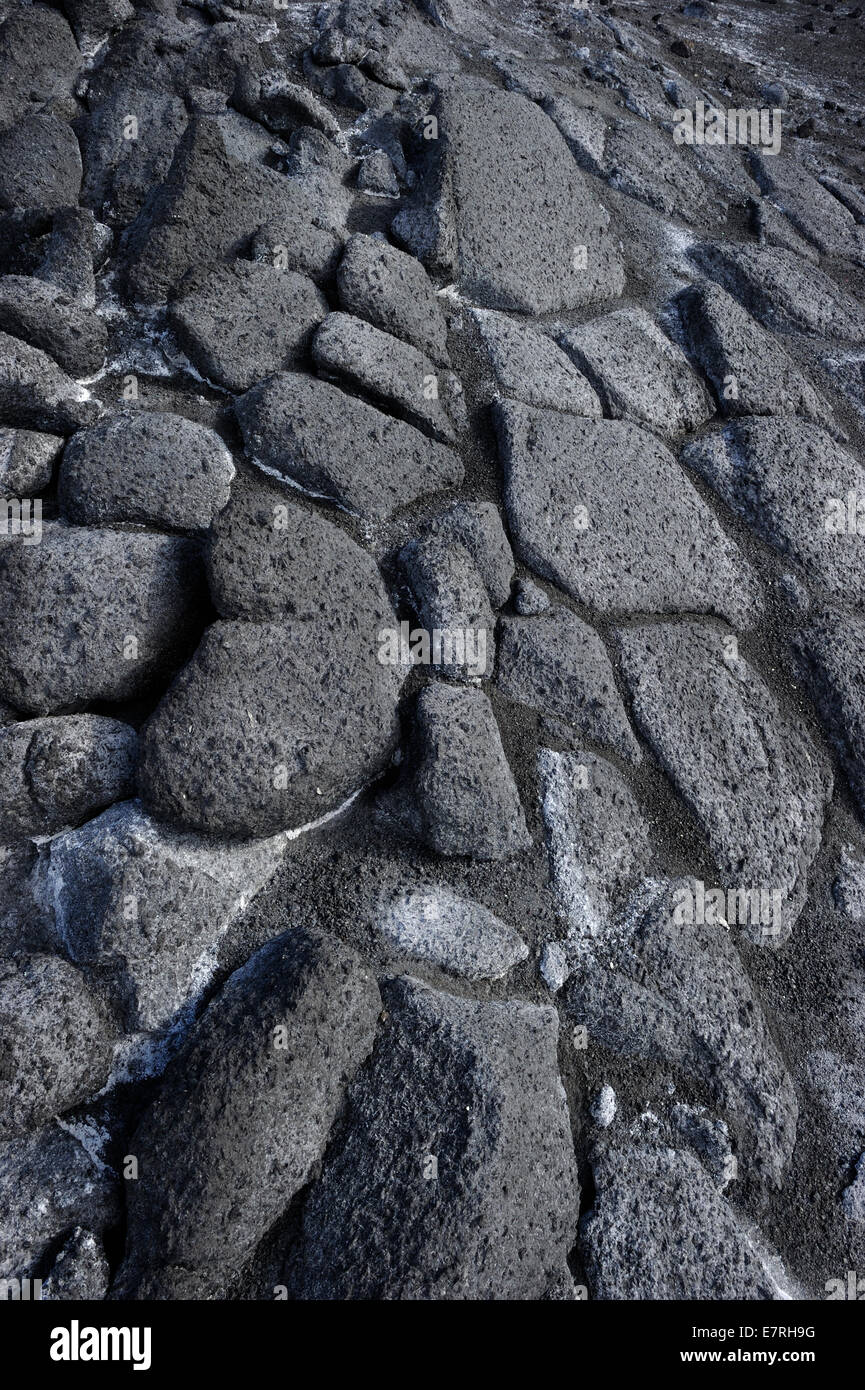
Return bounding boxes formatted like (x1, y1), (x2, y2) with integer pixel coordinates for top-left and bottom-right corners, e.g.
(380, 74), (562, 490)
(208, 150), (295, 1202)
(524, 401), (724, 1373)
(1, 0), (864, 1308)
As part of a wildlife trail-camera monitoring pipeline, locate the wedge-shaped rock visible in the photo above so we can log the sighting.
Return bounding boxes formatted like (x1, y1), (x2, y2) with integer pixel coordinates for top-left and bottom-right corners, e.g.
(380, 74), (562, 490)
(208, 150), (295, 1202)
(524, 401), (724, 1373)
(498, 611), (640, 763)
(0, 331), (99, 433)
(750, 152), (865, 264)
(123, 118), (346, 303)
(566, 879), (799, 1182)
(420, 500), (514, 609)
(393, 85), (623, 313)
(0, 955), (113, 1140)
(59, 410), (235, 531)
(380, 683), (530, 860)
(474, 309), (601, 418)
(793, 606), (865, 823)
(0, 1122), (119, 1281)
(681, 418), (865, 606)
(497, 402), (760, 627)
(337, 233), (450, 364)
(615, 622), (831, 941)
(169, 261), (328, 393)
(32, 801), (292, 1032)
(0, 427), (62, 493)
(286, 976), (579, 1299)
(581, 1139), (794, 1299)
(377, 885), (528, 981)
(0, 277), (106, 378)
(0, 523), (204, 715)
(115, 929), (381, 1299)
(139, 615), (402, 838)
(207, 475), (389, 622)
(539, 749), (652, 963)
(236, 371), (463, 520)
(556, 307), (711, 440)
(399, 533), (494, 681)
(677, 282), (830, 424)
(0, 115), (81, 213)
(312, 311), (463, 442)
(0, 714), (136, 837)
(80, 84), (188, 228)
(603, 118), (710, 224)
(688, 242), (865, 343)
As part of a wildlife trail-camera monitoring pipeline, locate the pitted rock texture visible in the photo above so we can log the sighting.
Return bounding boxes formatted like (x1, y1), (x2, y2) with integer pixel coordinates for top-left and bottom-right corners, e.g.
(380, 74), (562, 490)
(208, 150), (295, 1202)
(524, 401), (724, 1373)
(1, 0), (864, 1311)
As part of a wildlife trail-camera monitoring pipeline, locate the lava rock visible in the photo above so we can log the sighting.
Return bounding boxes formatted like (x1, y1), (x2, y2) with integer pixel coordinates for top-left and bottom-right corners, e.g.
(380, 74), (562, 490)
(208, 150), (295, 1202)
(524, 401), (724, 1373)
(0, 7), (81, 134)
(393, 83), (623, 313)
(59, 410), (235, 531)
(474, 309), (602, 418)
(750, 151), (865, 264)
(0, 330), (100, 432)
(376, 885), (528, 980)
(336, 233), (450, 364)
(0, 715), (137, 836)
(123, 118), (346, 303)
(79, 85), (188, 228)
(581, 1138), (793, 1298)
(538, 749), (652, 958)
(206, 475), (391, 622)
(42, 1226), (110, 1301)
(0, 523), (205, 714)
(32, 801), (297, 1033)
(689, 241), (865, 343)
(115, 928), (381, 1299)
(420, 500), (515, 609)
(793, 606), (865, 822)
(497, 612), (640, 763)
(399, 533), (495, 681)
(556, 307), (712, 440)
(615, 621), (831, 942)
(677, 281), (830, 424)
(681, 418), (865, 605)
(497, 401), (760, 627)
(312, 311), (464, 443)
(169, 261), (327, 393)
(0, 955), (113, 1140)
(0, 276), (107, 378)
(0, 1121), (119, 1280)
(236, 371), (463, 521)
(380, 682), (530, 860)
(139, 614), (402, 838)
(0, 115), (82, 213)
(0, 428), (63, 493)
(286, 975), (579, 1299)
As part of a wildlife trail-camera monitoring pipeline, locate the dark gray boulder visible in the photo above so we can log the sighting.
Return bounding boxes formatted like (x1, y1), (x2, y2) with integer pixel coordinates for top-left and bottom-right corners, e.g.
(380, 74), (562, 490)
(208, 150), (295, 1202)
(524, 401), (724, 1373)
(169, 261), (328, 392)
(32, 801), (293, 1033)
(0, 954), (113, 1140)
(139, 614), (402, 837)
(393, 83), (623, 313)
(0, 715), (137, 836)
(399, 532), (495, 681)
(677, 281), (831, 424)
(474, 309), (602, 418)
(420, 500), (514, 609)
(681, 418), (865, 606)
(615, 621), (832, 942)
(0, 115), (82, 212)
(497, 401), (760, 627)
(581, 1138), (793, 1299)
(312, 311), (464, 442)
(0, 331), (100, 432)
(0, 523), (204, 714)
(497, 611), (640, 764)
(0, 427), (63, 493)
(337, 232), (450, 364)
(206, 475), (391, 622)
(556, 307), (712, 440)
(236, 370), (462, 520)
(379, 682), (530, 860)
(287, 975), (579, 1299)
(0, 276), (107, 378)
(59, 410), (235, 531)
(115, 928), (381, 1299)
